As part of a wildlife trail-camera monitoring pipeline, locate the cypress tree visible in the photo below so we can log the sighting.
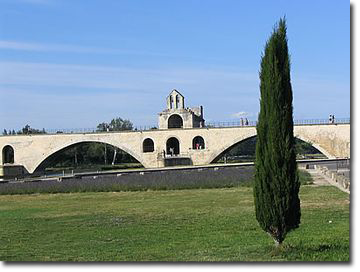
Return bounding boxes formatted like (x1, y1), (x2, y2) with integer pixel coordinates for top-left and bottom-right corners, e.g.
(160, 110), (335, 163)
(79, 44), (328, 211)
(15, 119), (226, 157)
(254, 18), (301, 246)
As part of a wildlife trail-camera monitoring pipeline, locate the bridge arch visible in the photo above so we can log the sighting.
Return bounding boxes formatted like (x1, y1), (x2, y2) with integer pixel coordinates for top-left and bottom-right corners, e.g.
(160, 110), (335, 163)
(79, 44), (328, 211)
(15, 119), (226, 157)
(207, 134), (330, 164)
(32, 140), (146, 173)
(207, 134), (256, 164)
(292, 135), (333, 159)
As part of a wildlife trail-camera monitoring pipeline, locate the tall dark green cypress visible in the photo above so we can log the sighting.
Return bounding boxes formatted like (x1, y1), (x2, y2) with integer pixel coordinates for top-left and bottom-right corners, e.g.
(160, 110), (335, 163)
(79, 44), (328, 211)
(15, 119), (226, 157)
(254, 18), (301, 245)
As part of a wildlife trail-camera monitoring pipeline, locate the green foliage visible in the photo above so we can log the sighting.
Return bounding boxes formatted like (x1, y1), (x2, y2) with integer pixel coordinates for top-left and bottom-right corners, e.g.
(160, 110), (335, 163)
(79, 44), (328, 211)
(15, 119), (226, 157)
(5, 125), (47, 135)
(254, 18), (301, 245)
(0, 169), (312, 195)
(97, 117), (133, 132)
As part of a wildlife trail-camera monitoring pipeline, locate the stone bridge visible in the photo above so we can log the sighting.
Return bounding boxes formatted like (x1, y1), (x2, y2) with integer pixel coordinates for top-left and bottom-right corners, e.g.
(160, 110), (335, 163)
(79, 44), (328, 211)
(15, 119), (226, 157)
(0, 123), (350, 175)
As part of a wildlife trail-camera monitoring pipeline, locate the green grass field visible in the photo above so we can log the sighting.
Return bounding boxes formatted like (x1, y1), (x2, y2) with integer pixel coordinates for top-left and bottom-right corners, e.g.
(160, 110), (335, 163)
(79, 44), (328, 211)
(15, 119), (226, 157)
(0, 185), (349, 261)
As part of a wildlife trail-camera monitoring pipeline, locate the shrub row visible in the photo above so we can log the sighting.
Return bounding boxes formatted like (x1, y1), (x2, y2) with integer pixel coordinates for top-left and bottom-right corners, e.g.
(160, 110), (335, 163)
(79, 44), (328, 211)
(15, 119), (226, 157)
(0, 166), (254, 195)
(0, 166), (312, 195)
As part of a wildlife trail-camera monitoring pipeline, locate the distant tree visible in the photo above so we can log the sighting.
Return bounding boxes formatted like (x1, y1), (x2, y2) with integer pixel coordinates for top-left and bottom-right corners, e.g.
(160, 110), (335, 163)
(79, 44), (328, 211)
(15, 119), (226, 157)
(254, 18), (301, 246)
(17, 124), (46, 135)
(97, 117), (133, 132)
(3, 129), (7, 135)
(109, 117), (133, 131)
(97, 122), (109, 132)
(11, 130), (16, 135)
(295, 140), (319, 156)
(21, 124), (30, 134)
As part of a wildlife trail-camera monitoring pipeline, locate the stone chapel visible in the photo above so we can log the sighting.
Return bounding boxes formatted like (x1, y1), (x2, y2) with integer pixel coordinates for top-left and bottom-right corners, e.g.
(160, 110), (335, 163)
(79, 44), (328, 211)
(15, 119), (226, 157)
(158, 89), (205, 129)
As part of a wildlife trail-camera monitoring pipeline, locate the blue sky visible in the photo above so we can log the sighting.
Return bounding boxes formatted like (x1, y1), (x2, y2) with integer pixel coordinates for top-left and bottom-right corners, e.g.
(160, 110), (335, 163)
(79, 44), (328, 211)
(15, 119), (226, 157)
(0, 0), (350, 131)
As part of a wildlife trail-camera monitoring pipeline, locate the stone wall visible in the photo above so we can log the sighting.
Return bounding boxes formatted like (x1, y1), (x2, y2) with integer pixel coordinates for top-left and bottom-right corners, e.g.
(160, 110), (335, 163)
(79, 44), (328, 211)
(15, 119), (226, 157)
(314, 164), (350, 193)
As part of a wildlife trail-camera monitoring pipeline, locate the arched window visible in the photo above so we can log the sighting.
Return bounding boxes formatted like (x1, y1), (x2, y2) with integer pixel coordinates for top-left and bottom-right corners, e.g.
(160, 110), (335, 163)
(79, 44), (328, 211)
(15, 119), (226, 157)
(166, 137), (180, 155)
(143, 138), (154, 153)
(168, 114), (183, 128)
(193, 136), (205, 150)
(2, 145), (14, 164)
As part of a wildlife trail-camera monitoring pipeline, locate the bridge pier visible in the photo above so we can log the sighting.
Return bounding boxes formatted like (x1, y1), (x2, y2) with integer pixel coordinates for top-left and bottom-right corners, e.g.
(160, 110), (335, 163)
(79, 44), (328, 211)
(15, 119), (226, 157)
(0, 164), (28, 180)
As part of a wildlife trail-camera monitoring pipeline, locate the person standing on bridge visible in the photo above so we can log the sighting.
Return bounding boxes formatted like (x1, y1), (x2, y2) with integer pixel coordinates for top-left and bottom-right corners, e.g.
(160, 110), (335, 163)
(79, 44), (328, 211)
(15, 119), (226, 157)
(329, 114), (335, 124)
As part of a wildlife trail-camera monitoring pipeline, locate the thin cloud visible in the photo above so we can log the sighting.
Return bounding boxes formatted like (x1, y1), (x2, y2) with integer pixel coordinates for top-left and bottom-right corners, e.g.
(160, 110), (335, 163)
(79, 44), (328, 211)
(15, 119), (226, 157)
(0, 40), (170, 57)
(231, 112), (253, 118)
(0, 61), (258, 91)
(10, 0), (55, 5)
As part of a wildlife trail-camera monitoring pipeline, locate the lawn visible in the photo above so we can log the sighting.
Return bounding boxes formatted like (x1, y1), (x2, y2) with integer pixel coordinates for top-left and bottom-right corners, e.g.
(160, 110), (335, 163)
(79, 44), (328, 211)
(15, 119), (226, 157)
(0, 185), (349, 261)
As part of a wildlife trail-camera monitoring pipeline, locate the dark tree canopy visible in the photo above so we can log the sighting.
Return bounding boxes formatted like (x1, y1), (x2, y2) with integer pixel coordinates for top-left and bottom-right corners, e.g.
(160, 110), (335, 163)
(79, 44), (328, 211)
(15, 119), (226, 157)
(97, 117), (133, 132)
(254, 18), (301, 245)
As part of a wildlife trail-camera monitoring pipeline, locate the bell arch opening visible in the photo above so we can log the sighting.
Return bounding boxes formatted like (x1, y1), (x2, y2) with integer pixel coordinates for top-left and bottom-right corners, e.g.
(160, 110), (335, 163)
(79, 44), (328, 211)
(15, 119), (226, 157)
(210, 136), (327, 164)
(34, 141), (143, 174)
(2, 145), (14, 164)
(168, 114), (183, 129)
(166, 137), (180, 156)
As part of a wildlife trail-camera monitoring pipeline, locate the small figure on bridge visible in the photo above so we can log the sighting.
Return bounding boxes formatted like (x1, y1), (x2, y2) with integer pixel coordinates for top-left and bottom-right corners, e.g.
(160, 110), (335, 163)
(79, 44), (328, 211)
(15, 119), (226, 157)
(245, 118), (249, 126)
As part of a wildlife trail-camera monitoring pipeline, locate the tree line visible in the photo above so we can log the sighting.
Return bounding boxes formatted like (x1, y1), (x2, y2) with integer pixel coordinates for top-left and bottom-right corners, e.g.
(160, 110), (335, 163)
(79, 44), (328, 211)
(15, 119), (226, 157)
(3, 125), (46, 135)
(3, 117), (134, 135)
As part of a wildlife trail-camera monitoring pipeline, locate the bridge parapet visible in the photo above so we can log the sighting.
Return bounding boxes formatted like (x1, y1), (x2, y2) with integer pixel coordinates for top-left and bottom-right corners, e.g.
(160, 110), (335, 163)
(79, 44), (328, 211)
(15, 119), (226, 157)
(0, 118), (350, 136)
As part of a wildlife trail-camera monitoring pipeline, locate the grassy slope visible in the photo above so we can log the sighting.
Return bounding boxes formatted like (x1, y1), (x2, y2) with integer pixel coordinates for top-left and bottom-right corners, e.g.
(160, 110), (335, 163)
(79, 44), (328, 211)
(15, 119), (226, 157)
(0, 186), (349, 261)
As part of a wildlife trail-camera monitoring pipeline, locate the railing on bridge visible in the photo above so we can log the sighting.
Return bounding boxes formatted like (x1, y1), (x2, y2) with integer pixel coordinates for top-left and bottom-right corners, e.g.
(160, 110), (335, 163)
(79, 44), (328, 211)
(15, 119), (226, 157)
(2, 118), (350, 136)
(204, 117), (350, 128)
(293, 118), (350, 126)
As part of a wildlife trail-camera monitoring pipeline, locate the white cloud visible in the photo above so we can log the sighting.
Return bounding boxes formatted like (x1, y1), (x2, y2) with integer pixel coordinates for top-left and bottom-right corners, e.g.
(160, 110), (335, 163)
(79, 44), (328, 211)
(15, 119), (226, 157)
(0, 61), (257, 91)
(231, 111), (252, 118)
(10, 0), (56, 5)
(0, 40), (121, 53)
(0, 40), (170, 57)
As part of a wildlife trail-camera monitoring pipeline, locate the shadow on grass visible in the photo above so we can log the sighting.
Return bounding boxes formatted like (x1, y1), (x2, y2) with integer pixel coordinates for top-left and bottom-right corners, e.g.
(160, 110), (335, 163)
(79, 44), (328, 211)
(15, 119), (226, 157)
(270, 242), (349, 262)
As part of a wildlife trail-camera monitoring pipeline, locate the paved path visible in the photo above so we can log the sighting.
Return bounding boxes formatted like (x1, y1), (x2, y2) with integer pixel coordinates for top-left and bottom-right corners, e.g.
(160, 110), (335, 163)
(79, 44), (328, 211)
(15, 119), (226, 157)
(305, 168), (350, 194)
